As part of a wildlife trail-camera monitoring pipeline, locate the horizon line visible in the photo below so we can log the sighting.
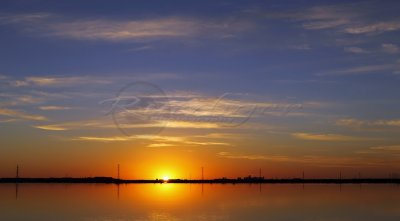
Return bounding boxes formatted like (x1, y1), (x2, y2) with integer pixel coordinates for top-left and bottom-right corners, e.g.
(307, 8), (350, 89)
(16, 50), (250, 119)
(2, 176), (400, 184)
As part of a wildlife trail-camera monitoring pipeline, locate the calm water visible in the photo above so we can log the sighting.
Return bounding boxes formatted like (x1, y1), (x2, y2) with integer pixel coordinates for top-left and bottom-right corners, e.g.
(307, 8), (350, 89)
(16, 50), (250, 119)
(0, 184), (399, 220)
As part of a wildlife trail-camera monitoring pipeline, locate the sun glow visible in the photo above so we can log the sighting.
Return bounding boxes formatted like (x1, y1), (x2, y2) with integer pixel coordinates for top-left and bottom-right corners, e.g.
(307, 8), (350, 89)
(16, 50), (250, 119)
(163, 176), (169, 182)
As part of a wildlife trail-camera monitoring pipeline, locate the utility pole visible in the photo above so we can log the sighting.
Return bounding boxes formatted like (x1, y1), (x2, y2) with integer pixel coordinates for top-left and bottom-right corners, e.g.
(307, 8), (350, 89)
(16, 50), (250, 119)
(117, 164), (120, 180)
(201, 167), (204, 181)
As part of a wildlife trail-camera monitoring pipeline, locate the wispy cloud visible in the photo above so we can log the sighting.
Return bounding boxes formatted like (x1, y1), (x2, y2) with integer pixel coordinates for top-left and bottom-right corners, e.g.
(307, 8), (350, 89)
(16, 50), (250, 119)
(39, 106), (72, 111)
(3, 73), (181, 90)
(76, 136), (131, 142)
(303, 18), (349, 30)
(266, 3), (400, 40)
(164, 94), (303, 121)
(135, 135), (231, 146)
(382, 43), (400, 54)
(14, 76), (111, 87)
(286, 4), (400, 36)
(0, 13), (50, 24)
(184, 141), (230, 146)
(34, 125), (68, 131)
(0, 93), (46, 106)
(356, 145), (400, 155)
(34, 120), (111, 131)
(165, 121), (221, 129)
(344, 46), (369, 54)
(288, 44), (311, 50)
(218, 151), (277, 160)
(73, 134), (231, 147)
(370, 145), (400, 152)
(278, 5), (356, 30)
(292, 132), (361, 141)
(126, 45), (154, 52)
(0, 90), (72, 112)
(33, 118), (224, 132)
(0, 108), (47, 121)
(317, 64), (397, 76)
(147, 141), (229, 148)
(147, 143), (175, 148)
(133, 135), (185, 142)
(194, 133), (239, 139)
(217, 151), (388, 168)
(99, 91), (302, 132)
(337, 118), (400, 127)
(336, 118), (365, 127)
(0, 118), (19, 123)
(47, 18), (198, 41)
(345, 21), (400, 34)
(265, 4), (372, 35)
(379, 120), (400, 127)
(0, 13), (253, 42)
(32, 90), (302, 134)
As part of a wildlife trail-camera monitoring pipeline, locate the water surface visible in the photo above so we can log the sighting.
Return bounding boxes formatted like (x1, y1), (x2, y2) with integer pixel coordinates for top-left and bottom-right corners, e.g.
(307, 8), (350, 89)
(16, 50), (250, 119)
(0, 184), (399, 220)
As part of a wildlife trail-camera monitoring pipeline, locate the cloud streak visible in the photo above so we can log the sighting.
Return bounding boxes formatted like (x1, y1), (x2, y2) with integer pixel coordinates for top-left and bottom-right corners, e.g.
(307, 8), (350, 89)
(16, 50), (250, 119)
(382, 43), (400, 54)
(356, 145), (400, 155)
(370, 145), (400, 152)
(292, 132), (362, 141)
(317, 64), (398, 76)
(0, 13), (253, 42)
(76, 136), (131, 142)
(337, 118), (400, 127)
(344, 46), (369, 54)
(73, 134), (231, 147)
(34, 125), (68, 131)
(14, 76), (111, 87)
(0, 108), (47, 121)
(345, 21), (400, 34)
(46, 18), (197, 41)
(217, 152), (389, 168)
(0, 13), (50, 24)
(39, 106), (72, 111)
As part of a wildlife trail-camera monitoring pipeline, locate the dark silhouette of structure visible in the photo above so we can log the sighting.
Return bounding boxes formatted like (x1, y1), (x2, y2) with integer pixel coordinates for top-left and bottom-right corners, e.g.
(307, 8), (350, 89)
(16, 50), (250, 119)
(117, 164), (120, 180)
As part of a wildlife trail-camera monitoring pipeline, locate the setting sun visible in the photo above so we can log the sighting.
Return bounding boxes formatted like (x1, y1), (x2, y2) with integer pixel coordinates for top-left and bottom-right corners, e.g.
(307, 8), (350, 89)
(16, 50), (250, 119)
(162, 176), (169, 182)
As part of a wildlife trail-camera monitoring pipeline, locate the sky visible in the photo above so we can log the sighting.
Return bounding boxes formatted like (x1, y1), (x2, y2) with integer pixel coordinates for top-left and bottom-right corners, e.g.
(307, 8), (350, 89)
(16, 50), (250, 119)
(1, 0), (400, 179)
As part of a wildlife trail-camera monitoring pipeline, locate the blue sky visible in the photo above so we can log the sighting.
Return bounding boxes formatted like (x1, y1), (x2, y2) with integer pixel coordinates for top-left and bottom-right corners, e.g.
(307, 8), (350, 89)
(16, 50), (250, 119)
(1, 0), (400, 178)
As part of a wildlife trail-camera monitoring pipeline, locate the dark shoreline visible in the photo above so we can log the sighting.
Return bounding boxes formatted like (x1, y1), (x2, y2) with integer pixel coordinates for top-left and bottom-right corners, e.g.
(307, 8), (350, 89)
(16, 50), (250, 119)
(1, 177), (400, 184)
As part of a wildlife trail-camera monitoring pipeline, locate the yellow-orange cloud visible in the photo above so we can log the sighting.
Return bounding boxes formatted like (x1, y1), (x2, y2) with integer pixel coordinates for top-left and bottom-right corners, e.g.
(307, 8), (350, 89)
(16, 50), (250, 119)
(0, 108), (47, 121)
(292, 132), (360, 141)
